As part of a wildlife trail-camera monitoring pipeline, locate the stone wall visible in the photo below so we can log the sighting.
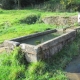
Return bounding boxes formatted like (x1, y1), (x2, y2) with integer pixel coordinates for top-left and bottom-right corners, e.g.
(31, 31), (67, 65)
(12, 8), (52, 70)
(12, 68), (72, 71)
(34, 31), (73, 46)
(20, 29), (76, 62)
(38, 29), (76, 60)
(42, 16), (78, 26)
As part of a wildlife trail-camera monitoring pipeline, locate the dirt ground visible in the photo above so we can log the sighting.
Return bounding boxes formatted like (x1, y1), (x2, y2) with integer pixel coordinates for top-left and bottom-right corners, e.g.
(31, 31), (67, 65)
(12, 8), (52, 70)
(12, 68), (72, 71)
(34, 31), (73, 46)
(65, 55), (80, 80)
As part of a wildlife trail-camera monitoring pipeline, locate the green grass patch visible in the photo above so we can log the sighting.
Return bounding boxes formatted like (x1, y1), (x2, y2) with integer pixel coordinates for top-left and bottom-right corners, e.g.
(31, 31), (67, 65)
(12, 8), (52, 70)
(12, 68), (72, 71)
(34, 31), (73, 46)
(0, 5), (79, 80)
(0, 33), (80, 80)
(0, 9), (78, 43)
(0, 23), (57, 43)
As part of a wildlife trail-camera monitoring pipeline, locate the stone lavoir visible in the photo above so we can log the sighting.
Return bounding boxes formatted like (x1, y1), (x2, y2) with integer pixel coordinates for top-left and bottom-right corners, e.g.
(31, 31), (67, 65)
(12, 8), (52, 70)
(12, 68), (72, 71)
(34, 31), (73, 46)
(4, 28), (79, 62)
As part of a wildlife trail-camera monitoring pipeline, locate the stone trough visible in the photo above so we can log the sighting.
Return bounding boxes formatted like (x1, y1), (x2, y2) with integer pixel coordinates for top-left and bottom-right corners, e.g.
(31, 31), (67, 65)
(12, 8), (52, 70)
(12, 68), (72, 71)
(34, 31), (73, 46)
(4, 29), (76, 62)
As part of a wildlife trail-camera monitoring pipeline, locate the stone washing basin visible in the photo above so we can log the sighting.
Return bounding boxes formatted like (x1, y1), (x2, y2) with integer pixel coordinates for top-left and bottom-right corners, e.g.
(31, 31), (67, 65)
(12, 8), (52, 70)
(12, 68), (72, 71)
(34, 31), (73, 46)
(4, 29), (76, 62)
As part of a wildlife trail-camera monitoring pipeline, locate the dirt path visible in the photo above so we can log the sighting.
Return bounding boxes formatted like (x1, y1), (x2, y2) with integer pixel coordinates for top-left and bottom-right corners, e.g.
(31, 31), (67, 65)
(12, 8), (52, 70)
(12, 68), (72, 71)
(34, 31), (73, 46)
(65, 55), (80, 80)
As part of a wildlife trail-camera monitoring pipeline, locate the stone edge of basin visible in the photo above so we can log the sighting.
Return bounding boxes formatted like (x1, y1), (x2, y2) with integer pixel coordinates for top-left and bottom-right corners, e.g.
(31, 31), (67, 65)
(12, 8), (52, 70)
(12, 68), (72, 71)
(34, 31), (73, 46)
(3, 27), (80, 62)
(20, 29), (76, 62)
(10, 29), (57, 42)
(3, 29), (57, 49)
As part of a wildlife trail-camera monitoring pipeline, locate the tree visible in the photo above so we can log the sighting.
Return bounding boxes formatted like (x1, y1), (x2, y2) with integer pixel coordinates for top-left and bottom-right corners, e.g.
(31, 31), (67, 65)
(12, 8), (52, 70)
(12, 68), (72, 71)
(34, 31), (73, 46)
(17, 0), (21, 8)
(2, 0), (14, 9)
(14, 0), (21, 9)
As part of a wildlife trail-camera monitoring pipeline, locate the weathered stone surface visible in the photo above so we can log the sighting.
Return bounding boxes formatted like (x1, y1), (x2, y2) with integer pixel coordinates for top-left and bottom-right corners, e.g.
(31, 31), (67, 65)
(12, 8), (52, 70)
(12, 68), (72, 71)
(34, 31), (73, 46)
(3, 28), (78, 62)
(42, 16), (78, 26)
(20, 44), (40, 62)
(18, 29), (76, 62)
(0, 43), (3, 47)
(0, 47), (7, 53)
(25, 52), (37, 62)
(4, 40), (20, 51)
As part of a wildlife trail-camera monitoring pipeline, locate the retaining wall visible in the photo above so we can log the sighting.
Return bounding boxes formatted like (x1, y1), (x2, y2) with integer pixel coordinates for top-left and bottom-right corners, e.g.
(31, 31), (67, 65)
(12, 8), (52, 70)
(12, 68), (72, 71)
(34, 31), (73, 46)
(42, 16), (78, 26)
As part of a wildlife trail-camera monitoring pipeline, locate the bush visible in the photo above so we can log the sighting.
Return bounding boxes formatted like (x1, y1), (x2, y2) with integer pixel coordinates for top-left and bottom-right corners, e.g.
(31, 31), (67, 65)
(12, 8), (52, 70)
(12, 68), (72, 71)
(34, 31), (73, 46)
(20, 14), (41, 24)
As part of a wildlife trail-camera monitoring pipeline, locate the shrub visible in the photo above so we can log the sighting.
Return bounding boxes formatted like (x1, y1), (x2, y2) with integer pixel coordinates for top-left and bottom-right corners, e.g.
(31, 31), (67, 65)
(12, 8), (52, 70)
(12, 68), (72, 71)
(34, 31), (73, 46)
(20, 14), (41, 24)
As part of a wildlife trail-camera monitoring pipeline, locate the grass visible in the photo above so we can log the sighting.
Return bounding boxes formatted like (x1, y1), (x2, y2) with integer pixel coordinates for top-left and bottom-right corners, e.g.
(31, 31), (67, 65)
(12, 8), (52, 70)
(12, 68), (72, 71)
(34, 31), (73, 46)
(0, 32), (80, 80)
(0, 8), (79, 80)
(0, 23), (58, 43)
(0, 9), (78, 43)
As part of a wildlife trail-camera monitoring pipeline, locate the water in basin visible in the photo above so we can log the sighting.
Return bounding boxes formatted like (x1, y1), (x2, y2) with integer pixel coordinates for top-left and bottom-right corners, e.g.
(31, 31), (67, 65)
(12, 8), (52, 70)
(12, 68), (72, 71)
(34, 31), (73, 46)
(20, 32), (63, 45)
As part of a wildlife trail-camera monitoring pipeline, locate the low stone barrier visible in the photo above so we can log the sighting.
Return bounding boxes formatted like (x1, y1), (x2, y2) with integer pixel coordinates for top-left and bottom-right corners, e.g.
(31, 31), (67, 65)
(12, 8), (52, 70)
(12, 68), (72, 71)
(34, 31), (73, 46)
(42, 16), (77, 26)
(4, 28), (77, 62)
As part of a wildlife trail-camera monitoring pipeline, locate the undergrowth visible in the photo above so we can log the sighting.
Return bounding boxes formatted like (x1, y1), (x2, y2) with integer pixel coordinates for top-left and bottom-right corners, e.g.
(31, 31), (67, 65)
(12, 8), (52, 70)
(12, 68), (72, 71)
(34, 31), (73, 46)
(0, 32), (80, 80)
(20, 14), (41, 24)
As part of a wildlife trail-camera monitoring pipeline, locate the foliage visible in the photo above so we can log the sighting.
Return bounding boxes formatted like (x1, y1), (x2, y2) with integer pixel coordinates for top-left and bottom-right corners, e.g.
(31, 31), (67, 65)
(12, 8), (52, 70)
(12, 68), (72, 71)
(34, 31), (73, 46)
(20, 14), (40, 24)
(0, 0), (80, 11)
(1, 0), (48, 9)
(1, 0), (14, 9)
(60, 0), (80, 11)
(0, 47), (26, 80)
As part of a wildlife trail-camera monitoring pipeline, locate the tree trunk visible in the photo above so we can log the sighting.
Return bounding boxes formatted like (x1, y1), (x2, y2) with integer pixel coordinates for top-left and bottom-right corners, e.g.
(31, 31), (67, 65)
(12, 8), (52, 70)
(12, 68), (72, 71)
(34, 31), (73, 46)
(18, 0), (21, 9)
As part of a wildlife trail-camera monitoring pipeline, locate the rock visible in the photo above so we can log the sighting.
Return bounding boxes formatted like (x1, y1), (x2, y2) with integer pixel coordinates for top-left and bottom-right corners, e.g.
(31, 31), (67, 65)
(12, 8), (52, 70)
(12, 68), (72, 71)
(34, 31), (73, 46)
(42, 16), (78, 26)
(0, 47), (7, 53)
